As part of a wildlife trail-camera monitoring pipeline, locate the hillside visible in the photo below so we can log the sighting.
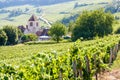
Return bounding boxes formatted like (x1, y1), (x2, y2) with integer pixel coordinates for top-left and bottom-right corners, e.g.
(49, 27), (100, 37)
(0, 0), (112, 27)
(105, 0), (120, 13)
(0, 0), (73, 8)
(0, 34), (120, 79)
(1, 0), (120, 79)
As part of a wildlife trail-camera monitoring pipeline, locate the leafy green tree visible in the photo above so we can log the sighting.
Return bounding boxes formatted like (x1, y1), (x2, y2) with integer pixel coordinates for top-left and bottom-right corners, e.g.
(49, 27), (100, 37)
(3, 25), (18, 45)
(21, 35), (29, 42)
(21, 34), (38, 43)
(0, 30), (8, 45)
(28, 34), (38, 41)
(49, 22), (66, 43)
(68, 21), (75, 32)
(115, 27), (120, 34)
(72, 10), (114, 41)
(18, 29), (23, 40)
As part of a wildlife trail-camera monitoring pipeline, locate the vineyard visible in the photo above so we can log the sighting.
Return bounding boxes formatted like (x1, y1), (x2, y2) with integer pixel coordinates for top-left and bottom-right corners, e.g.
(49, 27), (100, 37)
(0, 35), (120, 79)
(0, 42), (72, 65)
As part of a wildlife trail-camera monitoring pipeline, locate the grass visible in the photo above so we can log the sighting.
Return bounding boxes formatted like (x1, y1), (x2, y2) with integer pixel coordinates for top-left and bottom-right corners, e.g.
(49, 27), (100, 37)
(0, 42), (73, 65)
(113, 22), (120, 32)
(112, 51), (120, 69)
(112, 12), (120, 32)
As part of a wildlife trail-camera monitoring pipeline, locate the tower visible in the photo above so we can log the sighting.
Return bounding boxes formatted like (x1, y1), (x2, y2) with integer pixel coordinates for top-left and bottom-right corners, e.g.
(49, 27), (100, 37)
(27, 15), (39, 33)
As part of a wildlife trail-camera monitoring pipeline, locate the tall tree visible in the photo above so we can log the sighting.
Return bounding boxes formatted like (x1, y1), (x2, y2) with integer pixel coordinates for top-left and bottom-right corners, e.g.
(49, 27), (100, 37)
(72, 10), (114, 41)
(3, 25), (18, 45)
(49, 22), (66, 43)
(0, 29), (8, 45)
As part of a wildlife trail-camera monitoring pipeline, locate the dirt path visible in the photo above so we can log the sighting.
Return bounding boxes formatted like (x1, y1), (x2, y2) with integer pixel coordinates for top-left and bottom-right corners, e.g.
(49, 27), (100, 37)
(99, 69), (120, 80)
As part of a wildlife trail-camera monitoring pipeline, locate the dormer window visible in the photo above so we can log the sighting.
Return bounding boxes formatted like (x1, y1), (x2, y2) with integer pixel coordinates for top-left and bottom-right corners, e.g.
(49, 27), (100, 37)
(30, 22), (33, 26)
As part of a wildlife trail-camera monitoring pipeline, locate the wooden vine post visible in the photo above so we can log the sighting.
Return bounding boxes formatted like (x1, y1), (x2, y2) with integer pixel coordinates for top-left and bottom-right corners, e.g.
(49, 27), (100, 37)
(77, 58), (83, 78)
(109, 48), (113, 66)
(73, 58), (77, 78)
(85, 55), (91, 78)
(94, 54), (98, 80)
(59, 69), (63, 80)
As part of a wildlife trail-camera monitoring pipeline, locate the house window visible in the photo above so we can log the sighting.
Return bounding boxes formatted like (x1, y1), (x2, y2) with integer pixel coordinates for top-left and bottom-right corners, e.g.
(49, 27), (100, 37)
(36, 22), (38, 27)
(30, 22), (33, 26)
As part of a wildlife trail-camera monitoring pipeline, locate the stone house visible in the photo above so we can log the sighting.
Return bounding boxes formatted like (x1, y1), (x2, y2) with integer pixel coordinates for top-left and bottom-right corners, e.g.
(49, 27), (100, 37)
(18, 15), (50, 40)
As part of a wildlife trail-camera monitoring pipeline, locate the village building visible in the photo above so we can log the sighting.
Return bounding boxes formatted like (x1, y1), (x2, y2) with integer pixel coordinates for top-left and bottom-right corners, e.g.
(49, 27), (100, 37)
(18, 15), (50, 40)
(24, 15), (40, 34)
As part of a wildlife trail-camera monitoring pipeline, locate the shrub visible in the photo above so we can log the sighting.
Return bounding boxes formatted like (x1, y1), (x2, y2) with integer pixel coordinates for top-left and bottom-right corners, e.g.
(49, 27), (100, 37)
(18, 28), (23, 40)
(21, 34), (38, 43)
(115, 27), (120, 34)
(3, 25), (18, 45)
(49, 22), (66, 43)
(21, 35), (29, 42)
(0, 30), (8, 45)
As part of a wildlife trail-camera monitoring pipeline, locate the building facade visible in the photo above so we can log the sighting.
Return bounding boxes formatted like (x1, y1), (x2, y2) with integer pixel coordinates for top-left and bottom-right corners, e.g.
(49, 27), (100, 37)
(24, 15), (41, 34)
(23, 15), (50, 40)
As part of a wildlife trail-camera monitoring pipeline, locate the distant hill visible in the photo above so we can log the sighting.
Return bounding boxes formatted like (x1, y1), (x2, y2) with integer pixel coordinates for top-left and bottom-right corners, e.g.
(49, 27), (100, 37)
(105, 0), (120, 13)
(0, 0), (112, 27)
(0, 0), (73, 8)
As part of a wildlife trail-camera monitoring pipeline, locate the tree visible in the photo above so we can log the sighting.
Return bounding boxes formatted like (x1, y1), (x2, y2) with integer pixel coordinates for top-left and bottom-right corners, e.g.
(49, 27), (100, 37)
(21, 34), (38, 43)
(49, 22), (66, 43)
(0, 30), (8, 45)
(18, 28), (23, 40)
(3, 25), (18, 45)
(68, 21), (75, 32)
(115, 27), (120, 34)
(72, 10), (114, 41)
(21, 34), (29, 42)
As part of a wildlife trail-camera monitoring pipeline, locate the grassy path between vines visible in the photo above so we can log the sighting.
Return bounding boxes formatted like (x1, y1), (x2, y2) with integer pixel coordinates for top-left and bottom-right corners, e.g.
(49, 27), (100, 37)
(99, 51), (120, 80)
